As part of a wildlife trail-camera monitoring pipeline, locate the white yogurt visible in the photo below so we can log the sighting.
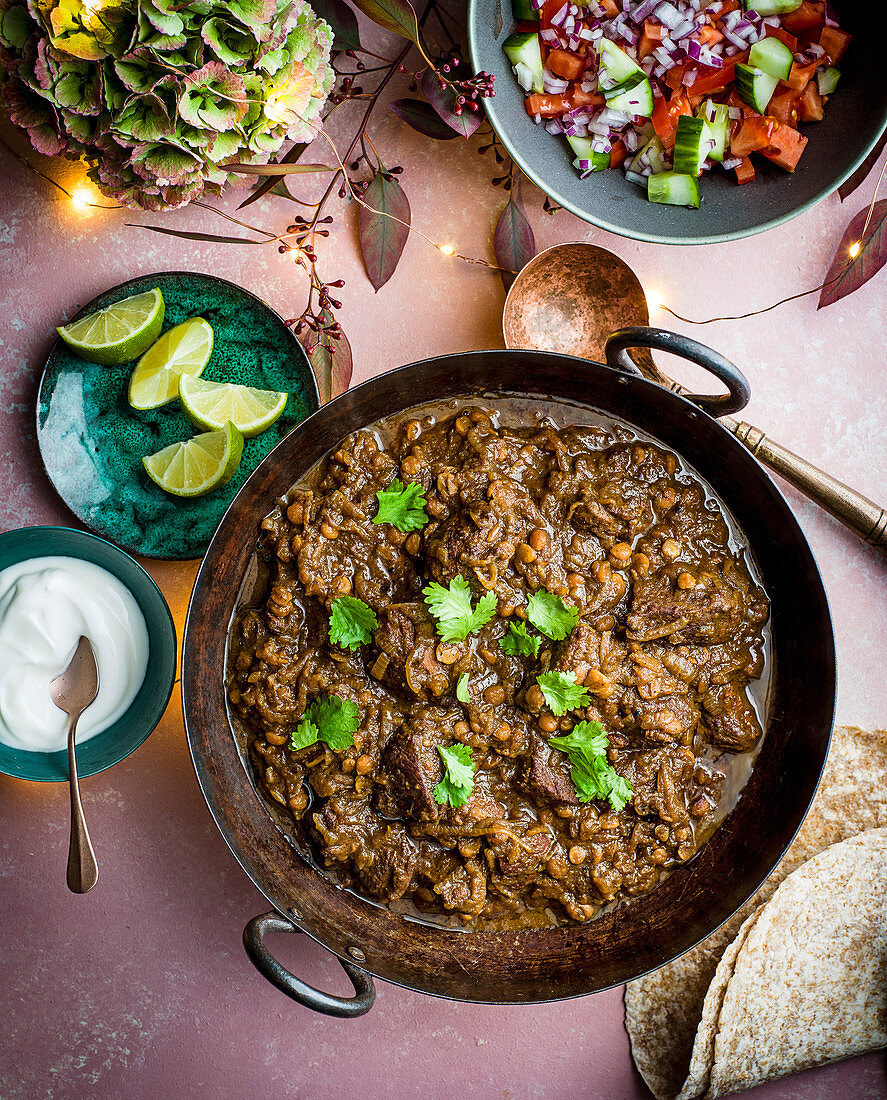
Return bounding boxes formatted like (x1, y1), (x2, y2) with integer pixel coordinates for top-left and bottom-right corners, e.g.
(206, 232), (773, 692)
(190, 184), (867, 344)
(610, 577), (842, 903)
(0, 557), (149, 753)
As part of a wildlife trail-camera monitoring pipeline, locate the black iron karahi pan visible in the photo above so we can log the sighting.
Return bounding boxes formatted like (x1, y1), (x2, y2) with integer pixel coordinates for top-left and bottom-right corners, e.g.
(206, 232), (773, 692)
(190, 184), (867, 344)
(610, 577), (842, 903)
(182, 328), (835, 1017)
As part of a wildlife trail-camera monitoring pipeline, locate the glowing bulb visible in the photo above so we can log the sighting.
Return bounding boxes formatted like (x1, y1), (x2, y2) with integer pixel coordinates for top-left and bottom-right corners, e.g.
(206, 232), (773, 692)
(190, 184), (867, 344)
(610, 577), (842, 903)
(849, 240), (861, 259)
(438, 243), (456, 256)
(70, 186), (94, 213)
(646, 290), (664, 313)
(81, 0), (102, 15)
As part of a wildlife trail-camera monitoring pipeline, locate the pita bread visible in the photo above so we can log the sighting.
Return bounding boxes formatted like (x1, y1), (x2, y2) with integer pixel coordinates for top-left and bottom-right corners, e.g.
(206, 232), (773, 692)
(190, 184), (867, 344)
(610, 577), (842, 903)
(706, 828), (887, 1098)
(624, 727), (887, 1100)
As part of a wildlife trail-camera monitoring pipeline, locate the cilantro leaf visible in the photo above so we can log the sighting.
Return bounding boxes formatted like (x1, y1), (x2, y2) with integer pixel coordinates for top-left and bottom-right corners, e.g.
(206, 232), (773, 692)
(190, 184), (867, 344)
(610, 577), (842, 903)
(548, 721), (633, 811)
(548, 719), (608, 757)
(329, 595), (378, 650)
(423, 575), (498, 643)
(501, 621), (542, 658)
(372, 479), (429, 532)
(456, 672), (470, 704)
(536, 671), (591, 716)
(526, 589), (579, 641)
(433, 743), (475, 808)
(289, 694), (360, 753)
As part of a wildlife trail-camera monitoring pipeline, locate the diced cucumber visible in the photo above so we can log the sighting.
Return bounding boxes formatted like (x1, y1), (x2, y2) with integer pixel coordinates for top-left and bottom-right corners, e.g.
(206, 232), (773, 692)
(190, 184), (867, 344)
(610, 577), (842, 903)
(512, 0), (539, 20)
(597, 38), (644, 90)
(817, 67), (841, 95)
(647, 172), (700, 208)
(605, 74), (654, 117)
(628, 133), (666, 175)
(735, 63), (779, 113)
(567, 136), (611, 173)
(748, 36), (793, 81)
(673, 115), (708, 176)
(699, 100), (730, 162)
(503, 32), (544, 94)
(745, 0), (802, 15)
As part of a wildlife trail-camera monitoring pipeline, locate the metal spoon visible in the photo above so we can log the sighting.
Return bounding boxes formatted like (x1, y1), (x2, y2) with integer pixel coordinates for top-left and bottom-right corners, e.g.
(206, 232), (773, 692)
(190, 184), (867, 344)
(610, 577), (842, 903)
(503, 242), (887, 555)
(50, 635), (100, 893)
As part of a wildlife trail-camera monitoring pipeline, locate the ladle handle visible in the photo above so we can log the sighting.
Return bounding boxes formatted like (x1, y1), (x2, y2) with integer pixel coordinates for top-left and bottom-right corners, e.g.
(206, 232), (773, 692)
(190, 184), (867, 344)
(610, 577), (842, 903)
(605, 327), (750, 417)
(722, 417), (887, 555)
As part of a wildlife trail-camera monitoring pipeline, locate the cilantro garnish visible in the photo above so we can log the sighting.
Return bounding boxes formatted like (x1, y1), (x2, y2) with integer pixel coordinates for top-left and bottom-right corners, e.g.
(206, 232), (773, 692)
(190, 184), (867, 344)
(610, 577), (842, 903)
(527, 589), (579, 641)
(456, 672), (470, 704)
(536, 671), (591, 716)
(328, 595), (378, 650)
(548, 719), (609, 758)
(501, 621), (542, 658)
(372, 479), (429, 532)
(423, 575), (498, 643)
(433, 743), (475, 808)
(548, 719), (633, 811)
(289, 694), (360, 753)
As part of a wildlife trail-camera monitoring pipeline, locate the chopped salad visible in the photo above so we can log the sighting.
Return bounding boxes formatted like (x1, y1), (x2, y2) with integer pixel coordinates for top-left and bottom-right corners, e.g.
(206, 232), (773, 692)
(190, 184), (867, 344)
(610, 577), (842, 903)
(503, 0), (850, 207)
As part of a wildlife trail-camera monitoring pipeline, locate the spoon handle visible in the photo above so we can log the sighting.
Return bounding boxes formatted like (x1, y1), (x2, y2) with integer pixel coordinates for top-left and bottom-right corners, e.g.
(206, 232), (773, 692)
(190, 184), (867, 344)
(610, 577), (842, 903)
(722, 417), (887, 556)
(66, 716), (99, 894)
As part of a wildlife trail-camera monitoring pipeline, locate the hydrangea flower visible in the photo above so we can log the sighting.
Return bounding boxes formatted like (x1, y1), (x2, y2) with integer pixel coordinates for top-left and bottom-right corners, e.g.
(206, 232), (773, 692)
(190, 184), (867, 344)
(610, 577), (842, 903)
(0, 0), (333, 209)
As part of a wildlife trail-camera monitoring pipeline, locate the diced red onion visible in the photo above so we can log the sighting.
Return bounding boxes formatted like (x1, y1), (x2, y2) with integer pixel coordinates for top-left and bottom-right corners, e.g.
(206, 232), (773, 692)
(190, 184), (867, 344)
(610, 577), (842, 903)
(513, 61), (534, 91)
(625, 169), (647, 186)
(544, 76), (570, 93)
(726, 105), (741, 119)
(681, 67), (697, 85)
(654, 2), (683, 31)
(697, 47), (723, 68)
(533, 112), (542, 123)
(630, 0), (661, 23)
(545, 118), (564, 134)
(671, 19), (695, 40)
(563, 15), (575, 33)
(579, 26), (596, 40)
(530, 0), (544, 8)
(686, 39), (702, 60)
(722, 155), (741, 169)
(540, 27), (559, 42)
(550, 4), (569, 28)
(591, 136), (612, 153)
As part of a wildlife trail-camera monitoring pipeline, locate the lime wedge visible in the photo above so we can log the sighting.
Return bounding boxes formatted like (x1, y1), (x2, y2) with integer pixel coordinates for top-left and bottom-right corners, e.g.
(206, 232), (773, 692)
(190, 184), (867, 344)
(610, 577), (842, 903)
(178, 375), (288, 437)
(57, 288), (164, 366)
(142, 422), (244, 497)
(128, 317), (214, 410)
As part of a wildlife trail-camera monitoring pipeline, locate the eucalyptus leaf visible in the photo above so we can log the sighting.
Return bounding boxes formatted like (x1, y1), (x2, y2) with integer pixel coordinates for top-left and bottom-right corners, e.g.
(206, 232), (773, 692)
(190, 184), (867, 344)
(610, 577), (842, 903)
(388, 98), (458, 140)
(358, 171), (410, 291)
(421, 67), (482, 138)
(309, 0), (362, 52)
(494, 192), (535, 291)
(838, 132), (887, 202)
(817, 199), (887, 309)
(349, 0), (419, 43)
(299, 314), (353, 404)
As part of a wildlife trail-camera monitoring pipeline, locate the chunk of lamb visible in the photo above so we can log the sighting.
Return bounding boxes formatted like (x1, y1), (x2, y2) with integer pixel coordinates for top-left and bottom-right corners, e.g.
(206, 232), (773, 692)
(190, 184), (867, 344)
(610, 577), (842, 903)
(380, 708), (460, 822)
(627, 574), (744, 646)
(701, 681), (763, 752)
(372, 603), (451, 700)
(522, 737), (578, 805)
(353, 825), (418, 901)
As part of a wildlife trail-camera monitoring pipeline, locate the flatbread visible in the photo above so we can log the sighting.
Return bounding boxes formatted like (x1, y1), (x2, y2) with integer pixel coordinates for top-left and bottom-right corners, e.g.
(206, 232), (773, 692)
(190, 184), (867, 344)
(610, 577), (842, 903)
(675, 908), (762, 1100)
(706, 828), (887, 1098)
(624, 726), (887, 1100)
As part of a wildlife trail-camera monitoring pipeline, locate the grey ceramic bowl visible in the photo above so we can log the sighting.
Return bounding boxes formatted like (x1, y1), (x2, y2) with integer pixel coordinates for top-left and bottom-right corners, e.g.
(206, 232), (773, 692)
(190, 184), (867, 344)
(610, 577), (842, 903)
(469, 0), (887, 243)
(0, 527), (177, 783)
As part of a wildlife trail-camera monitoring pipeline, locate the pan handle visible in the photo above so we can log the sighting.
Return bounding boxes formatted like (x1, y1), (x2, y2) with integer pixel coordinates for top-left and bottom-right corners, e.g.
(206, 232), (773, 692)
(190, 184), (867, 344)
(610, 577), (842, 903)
(243, 912), (376, 1018)
(605, 327), (750, 417)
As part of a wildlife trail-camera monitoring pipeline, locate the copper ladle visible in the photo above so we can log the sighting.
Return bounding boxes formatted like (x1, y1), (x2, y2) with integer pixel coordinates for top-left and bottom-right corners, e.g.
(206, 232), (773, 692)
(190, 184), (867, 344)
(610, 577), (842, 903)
(503, 242), (887, 556)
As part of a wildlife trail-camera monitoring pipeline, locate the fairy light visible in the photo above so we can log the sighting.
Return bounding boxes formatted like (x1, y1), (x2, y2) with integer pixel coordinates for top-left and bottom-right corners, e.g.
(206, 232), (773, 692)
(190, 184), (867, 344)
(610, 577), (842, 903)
(438, 244), (455, 256)
(81, 0), (102, 15)
(646, 290), (664, 314)
(849, 240), (861, 259)
(70, 185), (96, 214)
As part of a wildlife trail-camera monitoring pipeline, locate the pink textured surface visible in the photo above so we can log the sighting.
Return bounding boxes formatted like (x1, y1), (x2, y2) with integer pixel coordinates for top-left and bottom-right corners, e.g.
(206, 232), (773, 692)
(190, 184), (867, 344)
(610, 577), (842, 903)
(1, 120), (885, 1100)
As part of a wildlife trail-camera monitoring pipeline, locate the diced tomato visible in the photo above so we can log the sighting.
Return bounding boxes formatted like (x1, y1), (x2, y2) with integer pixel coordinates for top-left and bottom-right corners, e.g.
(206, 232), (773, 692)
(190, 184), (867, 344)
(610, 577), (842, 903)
(780, 1), (825, 35)
(665, 62), (687, 91)
(515, 20), (540, 33)
(540, 0), (564, 27)
(568, 87), (605, 109)
(525, 93), (569, 118)
(761, 120), (808, 171)
(609, 139), (627, 169)
(684, 52), (747, 96)
(696, 24), (723, 47)
(797, 81), (824, 122)
(734, 157), (755, 185)
(786, 58), (819, 91)
(638, 19), (666, 60)
(688, 92), (705, 111)
(819, 26), (851, 63)
(547, 48), (585, 81)
(730, 116), (775, 158)
(652, 90), (692, 148)
(767, 87), (801, 126)
(763, 24), (797, 52)
(597, 0), (619, 15)
(715, 0), (741, 15)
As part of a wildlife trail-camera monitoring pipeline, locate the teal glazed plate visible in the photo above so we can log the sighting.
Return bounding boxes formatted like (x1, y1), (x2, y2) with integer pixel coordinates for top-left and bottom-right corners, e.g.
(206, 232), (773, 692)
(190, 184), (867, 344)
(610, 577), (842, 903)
(0, 527), (176, 783)
(37, 272), (319, 560)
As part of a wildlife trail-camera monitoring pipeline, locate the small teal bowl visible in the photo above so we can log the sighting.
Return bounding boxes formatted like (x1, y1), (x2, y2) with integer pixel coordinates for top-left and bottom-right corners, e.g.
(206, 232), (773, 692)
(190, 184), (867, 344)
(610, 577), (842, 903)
(0, 527), (177, 782)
